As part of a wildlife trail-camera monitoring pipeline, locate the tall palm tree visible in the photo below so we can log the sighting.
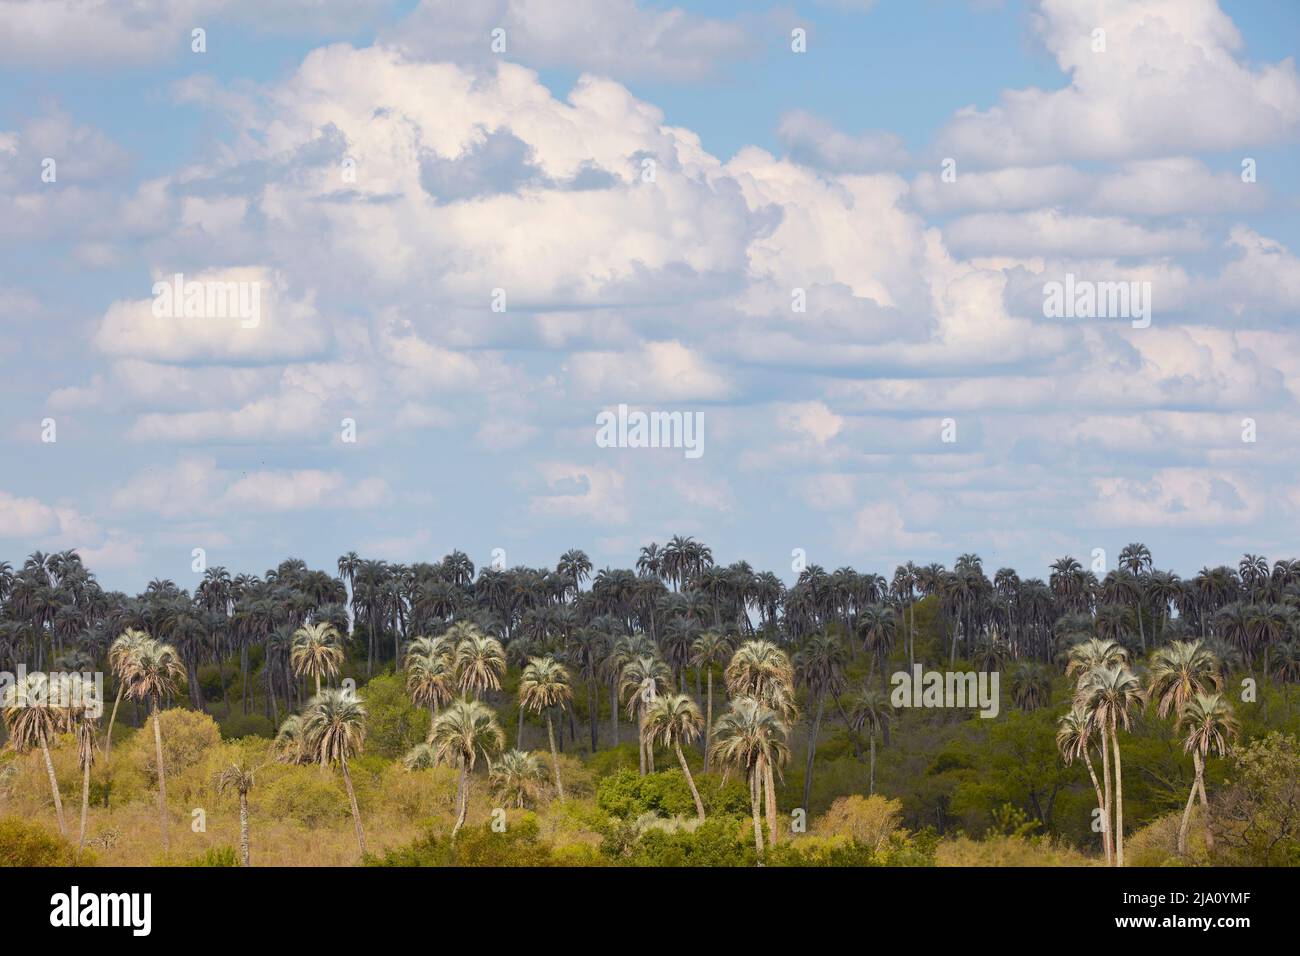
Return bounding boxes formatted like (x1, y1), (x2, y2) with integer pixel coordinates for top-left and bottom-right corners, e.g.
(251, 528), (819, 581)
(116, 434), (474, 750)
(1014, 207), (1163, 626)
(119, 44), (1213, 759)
(290, 622), (344, 697)
(489, 750), (548, 808)
(404, 635), (454, 716)
(1056, 706), (1111, 864)
(2, 673), (67, 837)
(103, 627), (150, 757)
(69, 675), (100, 857)
(847, 686), (892, 796)
(518, 656), (573, 800)
(451, 628), (507, 699)
(710, 696), (790, 863)
(794, 632), (847, 813)
(1177, 692), (1238, 856)
(619, 655), (672, 776)
(725, 640), (796, 716)
(1077, 664), (1144, 866)
(643, 693), (707, 820)
(430, 698), (505, 841)
(123, 639), (186, 852)
(215, 759), (257, 866)
(302, 688), (368, 854)
(689, 629), (732, 771)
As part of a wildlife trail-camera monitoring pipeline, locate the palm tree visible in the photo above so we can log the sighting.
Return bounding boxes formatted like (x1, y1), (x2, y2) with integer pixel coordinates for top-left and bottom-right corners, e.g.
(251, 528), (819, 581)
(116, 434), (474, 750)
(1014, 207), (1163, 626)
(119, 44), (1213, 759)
(70, 675), (100, 857)
(1009, 661), (1053, 710)
(1147, 640), (1222, 718)
(2, 673), (67, 837)
(1077, 664), (1144, 866)
(103, 627), (150, 757)
(490, 750), (548, 808)
(1066, 637), (1127, 685)
(518, 656), (573, 800)
(847, 686), (892, 795)
(404, 635), (454, 716)
(1176, 692), (1238, 856)
(301, 688), (368, 854)
(451, 628), (507, 699)
(1057, 706), (1111, 865)
(619, 655), (672, 776)
(272, 714), (308, 764)
(794, 632), (847, 813)
(430, 698), (505, 841)
(710, 696), (790, 862)
(725, 640), (796, 716)
(643, 693), (707, 820)
(290, 622), (344, 697)
(215, 759), (258, 866)
(689, 629), (732, 771)
(123, 639), (186, 852)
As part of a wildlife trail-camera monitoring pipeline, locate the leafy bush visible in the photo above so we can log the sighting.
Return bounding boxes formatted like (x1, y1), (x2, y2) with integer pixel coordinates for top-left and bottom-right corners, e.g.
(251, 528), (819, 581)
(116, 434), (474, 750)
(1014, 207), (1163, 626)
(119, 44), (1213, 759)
(596, 768), (748, 819)
(0, 817), (81, 866)
(259, 766), (347, 826)
(369, 815), (555, 866)
(358, 674), (430, 758)
(184, 845), (240, 867)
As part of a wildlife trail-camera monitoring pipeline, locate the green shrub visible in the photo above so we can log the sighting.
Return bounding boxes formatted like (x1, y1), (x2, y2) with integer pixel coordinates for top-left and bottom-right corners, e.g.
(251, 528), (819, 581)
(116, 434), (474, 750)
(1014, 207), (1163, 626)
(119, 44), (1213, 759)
(260, 766), (347, 826)
(217, 712), (274, 740)
(184, 846), (240, 867)
(359, 674), (430, 758)
(369, 815), (555, 866)
(0, 817), (81, 866)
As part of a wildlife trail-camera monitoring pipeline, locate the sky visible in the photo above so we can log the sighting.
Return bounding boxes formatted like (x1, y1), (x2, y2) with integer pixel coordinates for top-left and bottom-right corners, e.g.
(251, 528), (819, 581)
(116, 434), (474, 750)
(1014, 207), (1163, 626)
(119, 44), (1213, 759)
(1, 0), (1299, 593)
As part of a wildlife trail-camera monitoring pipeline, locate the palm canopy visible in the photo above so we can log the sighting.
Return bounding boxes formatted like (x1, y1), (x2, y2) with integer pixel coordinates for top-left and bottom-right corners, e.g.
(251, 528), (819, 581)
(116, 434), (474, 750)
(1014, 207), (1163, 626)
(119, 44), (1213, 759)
(643, 693), (704, 749)
(490, 750), (548, 808)
(123, 639), (186, 705)
(1147, 640), (1222, 718)
(405, 635), (455, 710)
(1076, 664), (1145, 732)
(1, 673), (61, 751)
(1178, 692), (1239, 759)
(452, 630), (507, 696)
(430, 697), (504, 772)
(301, 688), (367, 766)
(290, 622), (345, 683)
(710, 695), (791, 779)
(518, 656), (573, 714)
(725, 640), (795, 713)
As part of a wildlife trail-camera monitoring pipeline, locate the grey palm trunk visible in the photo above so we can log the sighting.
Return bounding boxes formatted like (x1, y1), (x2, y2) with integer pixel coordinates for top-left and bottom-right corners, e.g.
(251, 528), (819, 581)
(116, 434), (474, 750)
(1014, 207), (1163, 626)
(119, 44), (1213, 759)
(103, 682), (125, 756)
(152, 703), (168, 852)
(546, 713), (565, 800)
(675, 744), (705, 820)
(238, 791), (250, 866)
(41, 732), (67, 837)
(341, 757), (365, 854)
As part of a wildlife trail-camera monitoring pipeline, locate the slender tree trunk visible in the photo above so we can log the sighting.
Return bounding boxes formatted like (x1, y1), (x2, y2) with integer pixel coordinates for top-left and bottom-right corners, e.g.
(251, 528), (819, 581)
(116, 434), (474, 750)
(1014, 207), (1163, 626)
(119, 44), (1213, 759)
(78, 753), (91, 856)
(869, 733), (876, 795)
(703, 669), (714, 772)
(676, 744), (705, 820)
(801, 692), (824, 812)
(341, 757), (365, 855)
(750, 770), (765, 863)
(588, 683), (598, 752)
(1195, 749), (1214, 851)
(38, 736), (66, 837)
(314, 673), (321, 698)
(451, 764), (468, 842)
(517, 705), (525, 749)
(764, 759), (778, 846)
(1099, 720), (1114, 866)
(609, 685), (618, 749)
(1082, 745), (1111, 865)
(152, 705), (169, 852)
(1111, 722), (1125, 867)
(1178, 759), (1198, 857)
(546, 714), (565, 800)
(238, 791), (250, 866)
(103, 683), (124, 757)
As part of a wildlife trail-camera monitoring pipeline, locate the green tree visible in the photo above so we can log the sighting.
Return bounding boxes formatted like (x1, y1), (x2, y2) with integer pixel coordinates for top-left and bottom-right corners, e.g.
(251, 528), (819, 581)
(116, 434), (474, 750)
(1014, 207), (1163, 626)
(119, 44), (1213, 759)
(518, 656), (573, 800)
(430, 698), (504, 841)
(643, 693), (707, 820)
(301, 688), (368, 855)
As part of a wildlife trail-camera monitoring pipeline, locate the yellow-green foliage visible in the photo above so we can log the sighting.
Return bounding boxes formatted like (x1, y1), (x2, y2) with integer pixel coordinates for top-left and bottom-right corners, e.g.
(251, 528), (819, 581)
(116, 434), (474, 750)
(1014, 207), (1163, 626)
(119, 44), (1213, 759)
(1126, 809), (1206, 867)
(260, 765), (349, 827)
(0, 816), (85, 866)
(813, 794), (903, 851)
(116, 708), (222, 805)
(936, 833), (1097, 866)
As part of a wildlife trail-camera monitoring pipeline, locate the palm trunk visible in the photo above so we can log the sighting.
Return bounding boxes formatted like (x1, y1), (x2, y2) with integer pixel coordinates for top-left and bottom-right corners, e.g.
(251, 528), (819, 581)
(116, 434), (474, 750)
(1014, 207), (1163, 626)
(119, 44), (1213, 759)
(609, 685), (618, 748)
(1082, 745), (1111, 865)
(1178, 756), (1198, 857)
(238, 791), (250, 866)
(801, 692), (824, 812)
(676, 743), (705, 821)
(1111, 721), (1125, 867)
(869, 732), (876, 795)
(1099, 720), (1114, 866)
(451, 764), (468, 842)
(341, 757), (365, 854)
(546, 714), (565, 800)
(152, 704), (169, 852)
(749, 768), (765, 863)
(764, 759), (778, 845)
(315, 673), (321, 698)
(78, 753), (90, 855)
(103, 683), (124, 757)
(588, 683), (598, 752)
(1194, 749), (1214, 851)
(38, 736), (66, 837)
(703, 669), (714, 772)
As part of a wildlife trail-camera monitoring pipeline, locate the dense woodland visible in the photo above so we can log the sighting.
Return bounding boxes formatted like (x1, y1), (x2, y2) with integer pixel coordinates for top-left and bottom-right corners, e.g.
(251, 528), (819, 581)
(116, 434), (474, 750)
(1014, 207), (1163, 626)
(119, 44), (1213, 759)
(1, 540), (1299, 867)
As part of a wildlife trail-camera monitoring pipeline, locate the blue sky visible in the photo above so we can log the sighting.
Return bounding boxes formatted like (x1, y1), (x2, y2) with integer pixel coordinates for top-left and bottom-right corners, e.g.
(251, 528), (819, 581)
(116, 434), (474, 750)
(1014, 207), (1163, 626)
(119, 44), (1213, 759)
(1, 0), (1299, 592)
